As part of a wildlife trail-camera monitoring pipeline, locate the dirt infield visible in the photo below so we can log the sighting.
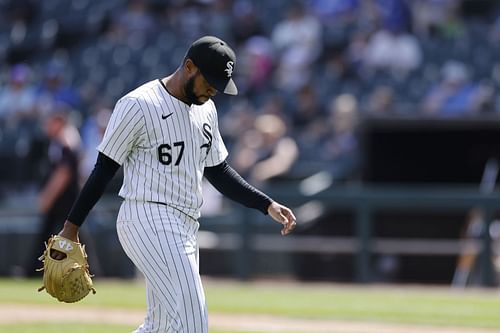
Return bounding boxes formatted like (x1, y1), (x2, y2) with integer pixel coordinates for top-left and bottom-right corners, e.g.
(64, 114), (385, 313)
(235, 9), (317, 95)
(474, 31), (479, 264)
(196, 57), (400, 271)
(1, 304), (499, 333)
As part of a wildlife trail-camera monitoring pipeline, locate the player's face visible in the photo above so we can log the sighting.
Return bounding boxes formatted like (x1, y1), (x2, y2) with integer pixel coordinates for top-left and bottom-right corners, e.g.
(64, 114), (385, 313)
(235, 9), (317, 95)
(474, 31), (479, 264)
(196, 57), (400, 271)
(184, 70), (218, 105)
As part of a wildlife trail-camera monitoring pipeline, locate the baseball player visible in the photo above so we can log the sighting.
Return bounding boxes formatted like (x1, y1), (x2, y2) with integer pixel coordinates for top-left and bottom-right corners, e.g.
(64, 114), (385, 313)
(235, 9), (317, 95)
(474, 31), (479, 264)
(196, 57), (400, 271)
(53, 35), (296, 332)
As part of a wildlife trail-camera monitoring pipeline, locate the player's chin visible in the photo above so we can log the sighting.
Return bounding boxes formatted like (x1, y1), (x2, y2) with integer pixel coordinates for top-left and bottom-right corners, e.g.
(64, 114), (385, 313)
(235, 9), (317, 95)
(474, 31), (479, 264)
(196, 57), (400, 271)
(198, 96), (210, 104)
(191, 95), (209, 105)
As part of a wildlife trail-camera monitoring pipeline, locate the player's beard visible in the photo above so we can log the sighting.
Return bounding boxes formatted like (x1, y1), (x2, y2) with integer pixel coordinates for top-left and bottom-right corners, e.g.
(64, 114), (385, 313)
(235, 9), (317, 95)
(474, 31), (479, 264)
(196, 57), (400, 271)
(184, 75), (205, 106)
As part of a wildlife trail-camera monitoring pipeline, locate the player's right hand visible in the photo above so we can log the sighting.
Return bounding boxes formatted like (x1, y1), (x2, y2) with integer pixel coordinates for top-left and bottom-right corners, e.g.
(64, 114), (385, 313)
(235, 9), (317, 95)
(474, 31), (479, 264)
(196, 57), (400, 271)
(267, 201), (297, 236)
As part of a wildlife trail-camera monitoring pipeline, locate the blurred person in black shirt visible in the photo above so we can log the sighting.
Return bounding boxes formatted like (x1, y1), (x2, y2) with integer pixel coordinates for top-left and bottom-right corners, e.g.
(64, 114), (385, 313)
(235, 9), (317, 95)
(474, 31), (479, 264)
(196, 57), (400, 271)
(24, 109), (81, 276)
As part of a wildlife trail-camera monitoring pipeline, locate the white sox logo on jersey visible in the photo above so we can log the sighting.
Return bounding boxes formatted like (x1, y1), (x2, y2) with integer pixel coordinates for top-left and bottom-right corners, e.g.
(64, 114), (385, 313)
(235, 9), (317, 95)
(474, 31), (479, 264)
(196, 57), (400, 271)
(200, 123), (213, 157)
(224, 61), (234, 77)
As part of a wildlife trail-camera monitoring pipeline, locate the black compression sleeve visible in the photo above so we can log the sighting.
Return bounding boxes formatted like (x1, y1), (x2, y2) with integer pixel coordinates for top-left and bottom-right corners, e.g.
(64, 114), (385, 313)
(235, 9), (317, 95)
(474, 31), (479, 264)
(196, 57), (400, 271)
(204, 161), (273, 214)
(67, 152), (120, 226)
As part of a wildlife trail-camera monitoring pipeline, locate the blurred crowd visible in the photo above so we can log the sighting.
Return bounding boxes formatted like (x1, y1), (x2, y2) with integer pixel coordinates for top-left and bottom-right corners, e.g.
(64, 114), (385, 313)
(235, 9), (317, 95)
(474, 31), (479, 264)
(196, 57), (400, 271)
(0, 0), (499, 197)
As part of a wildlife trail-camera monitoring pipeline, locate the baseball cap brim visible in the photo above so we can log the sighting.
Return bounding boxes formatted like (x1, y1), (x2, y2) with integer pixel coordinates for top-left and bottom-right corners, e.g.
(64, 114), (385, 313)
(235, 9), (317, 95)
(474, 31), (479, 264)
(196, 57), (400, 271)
(204, 73), (238, 95)
(222, 78), (238, 95)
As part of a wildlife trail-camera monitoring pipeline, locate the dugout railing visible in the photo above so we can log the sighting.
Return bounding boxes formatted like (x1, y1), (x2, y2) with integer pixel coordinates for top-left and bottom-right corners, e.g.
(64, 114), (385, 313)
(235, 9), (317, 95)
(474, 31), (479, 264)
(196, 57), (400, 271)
(198, 185), (500, 286)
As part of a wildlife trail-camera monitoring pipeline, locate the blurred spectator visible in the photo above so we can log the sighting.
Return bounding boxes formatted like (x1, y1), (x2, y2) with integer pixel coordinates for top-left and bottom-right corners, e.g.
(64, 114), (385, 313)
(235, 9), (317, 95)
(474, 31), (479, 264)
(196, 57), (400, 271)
(238, 36), (274, 94)
(318, 43), (360, 100)
(421, 60), (489, 116)
(271, 1), (322, 92)
(232, 113), (299, 186)
(0, 64), (36, 125)
(307, 0), (360, 29)
(24, 110), (81, 276)
(231, 0), (265, 44)
(207, 0), (233, 41)
(220, 98), (257, 150)
(323, 44), (359, 83)
(259, 93), (287, 117)
(319, 94), (360, 182)
(365, 85), (396, 116)
(411, 0), (464, 38)
(0, 64), (38, 181)
(35, 61), (82, 120)
(168, 1), (209, 41)
(290, 85), (327, 147)
(361, 22), (422, 75)
(347, 28), (371, 71)
(374, 0), (413, 32)
(113, 0), (155, 39)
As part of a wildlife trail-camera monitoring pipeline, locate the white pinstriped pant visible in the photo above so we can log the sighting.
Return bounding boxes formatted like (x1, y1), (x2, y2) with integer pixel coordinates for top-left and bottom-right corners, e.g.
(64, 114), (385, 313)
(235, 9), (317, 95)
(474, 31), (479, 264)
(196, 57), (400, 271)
(116, 200), (208, 333)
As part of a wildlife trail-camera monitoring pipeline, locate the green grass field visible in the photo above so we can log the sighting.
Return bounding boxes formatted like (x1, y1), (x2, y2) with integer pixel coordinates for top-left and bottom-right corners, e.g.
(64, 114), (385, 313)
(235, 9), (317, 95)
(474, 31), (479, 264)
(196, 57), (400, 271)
(1, 278), (500, 332)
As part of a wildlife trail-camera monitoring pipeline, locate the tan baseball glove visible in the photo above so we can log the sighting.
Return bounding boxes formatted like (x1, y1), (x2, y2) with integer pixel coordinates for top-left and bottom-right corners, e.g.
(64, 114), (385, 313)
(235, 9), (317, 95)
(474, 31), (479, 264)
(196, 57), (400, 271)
(37, 235), (96, 303)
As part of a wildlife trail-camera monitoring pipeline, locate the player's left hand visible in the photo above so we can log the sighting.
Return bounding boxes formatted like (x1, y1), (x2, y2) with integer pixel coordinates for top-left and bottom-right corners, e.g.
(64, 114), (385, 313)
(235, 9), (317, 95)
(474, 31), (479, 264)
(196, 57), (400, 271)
(267, 201), (297, 236)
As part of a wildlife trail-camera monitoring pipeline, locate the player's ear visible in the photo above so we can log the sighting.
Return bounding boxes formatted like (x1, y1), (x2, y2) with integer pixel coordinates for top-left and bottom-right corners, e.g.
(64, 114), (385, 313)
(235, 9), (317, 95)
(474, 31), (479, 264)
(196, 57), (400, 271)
(184, 58), (197, 75)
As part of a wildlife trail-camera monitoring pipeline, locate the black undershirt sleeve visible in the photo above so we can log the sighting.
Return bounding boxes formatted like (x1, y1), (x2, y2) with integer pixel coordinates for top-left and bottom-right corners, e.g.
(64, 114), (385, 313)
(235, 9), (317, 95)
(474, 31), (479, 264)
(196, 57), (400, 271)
(204, 160), (273, 215)
(67, 152), (121, 226)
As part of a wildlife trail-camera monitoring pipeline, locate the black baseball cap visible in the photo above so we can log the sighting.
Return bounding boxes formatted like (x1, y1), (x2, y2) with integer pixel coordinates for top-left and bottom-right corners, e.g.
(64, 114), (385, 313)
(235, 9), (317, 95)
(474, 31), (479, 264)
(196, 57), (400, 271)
(186, 36), (238, 95)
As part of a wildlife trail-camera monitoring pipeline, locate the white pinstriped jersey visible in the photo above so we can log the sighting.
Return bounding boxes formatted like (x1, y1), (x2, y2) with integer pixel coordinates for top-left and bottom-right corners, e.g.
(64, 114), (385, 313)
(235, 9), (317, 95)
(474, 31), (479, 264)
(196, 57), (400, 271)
(98, 79), (228, 219)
